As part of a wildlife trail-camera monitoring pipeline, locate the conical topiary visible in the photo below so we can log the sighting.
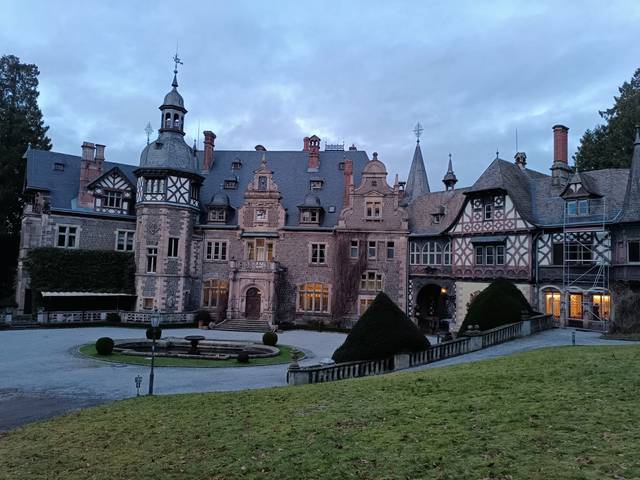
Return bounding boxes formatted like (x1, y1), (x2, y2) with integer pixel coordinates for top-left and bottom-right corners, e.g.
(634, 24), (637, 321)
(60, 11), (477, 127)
(332, 292), (430, 363)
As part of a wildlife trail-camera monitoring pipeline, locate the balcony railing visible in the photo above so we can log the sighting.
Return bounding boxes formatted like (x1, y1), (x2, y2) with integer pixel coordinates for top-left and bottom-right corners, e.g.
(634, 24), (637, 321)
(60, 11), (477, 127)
(230, 260), (278, 273)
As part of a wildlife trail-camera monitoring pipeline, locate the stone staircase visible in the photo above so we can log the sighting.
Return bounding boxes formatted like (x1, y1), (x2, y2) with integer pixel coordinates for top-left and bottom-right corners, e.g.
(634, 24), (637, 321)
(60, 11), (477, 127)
(214, 317), (272, 333)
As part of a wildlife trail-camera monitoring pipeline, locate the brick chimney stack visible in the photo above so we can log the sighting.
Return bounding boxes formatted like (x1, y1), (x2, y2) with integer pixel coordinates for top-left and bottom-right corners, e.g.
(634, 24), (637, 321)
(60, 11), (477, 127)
(550, 124), (572, 187)
(203, 131), (216, 171)
(78, 142), (104, 207)
(303, 136), (310, 152)
(342, 158), (353, 209)
(307, 135), (320, 171)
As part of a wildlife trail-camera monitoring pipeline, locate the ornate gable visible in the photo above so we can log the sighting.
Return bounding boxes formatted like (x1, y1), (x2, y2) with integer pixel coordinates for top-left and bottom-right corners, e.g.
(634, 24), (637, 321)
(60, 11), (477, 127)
(87, 167), (135, 215)
(237, 154), (286, 231)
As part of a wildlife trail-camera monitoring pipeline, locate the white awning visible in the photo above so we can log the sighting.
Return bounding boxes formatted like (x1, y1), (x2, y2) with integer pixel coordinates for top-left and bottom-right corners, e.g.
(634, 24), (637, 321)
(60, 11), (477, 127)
(41, 292), (136, 297)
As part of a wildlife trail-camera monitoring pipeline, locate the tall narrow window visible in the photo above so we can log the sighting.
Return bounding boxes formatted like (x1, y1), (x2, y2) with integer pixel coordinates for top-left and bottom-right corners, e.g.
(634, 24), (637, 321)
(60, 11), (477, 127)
(569, 293), (583, 319)
(475, 246), (484, 265)
(443, 242), (451, 265)
(544, 291), (561, 319)
(484, 202), (493, 220)
(350, 240), (359, 258)
(310, 243), (326, 264)
(147, 247), (158, 273)
(485, 246), (495, 265)
(552, 243), (564, 265)
(386, 241), (395, 259)
(591, 294), (610, 320)
(203, 280), (229, 308)
(167, 237), (179, 257)
(368, 240), (377, 259)
(258, 176), (268, 191)
(116, 230), (135, 251)
(628, 241), (640, 263)
(410, 242), (420, 265)
(495, 245), (505, 265)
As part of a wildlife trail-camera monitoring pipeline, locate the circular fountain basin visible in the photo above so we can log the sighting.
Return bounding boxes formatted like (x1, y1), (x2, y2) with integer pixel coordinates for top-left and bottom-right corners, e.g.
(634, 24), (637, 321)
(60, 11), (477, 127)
(114, 337), (279, 361)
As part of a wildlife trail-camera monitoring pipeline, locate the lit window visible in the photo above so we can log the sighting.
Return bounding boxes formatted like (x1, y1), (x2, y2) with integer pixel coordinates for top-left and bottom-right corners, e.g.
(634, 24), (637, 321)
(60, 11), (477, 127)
(569, 293), (583, 319)
(350, 240), (359, 258)
(368, 240), (377, 259)
(56, 225), (78, 248)
(591, 294), (610, 321)
(360, 271), (383, 291)
(246, 239), (274, 261)
(310, 243), (326, 264)
(365, 200), (382, 219)
(146, 247), (158, 273)
(298, 283), (330, 313)
(167, 237), (179, 257)
(544, 291), (561, 319)
(206, 241), (227, 261)
(628, 241), (640, 263)
(386, 241), (395, 259)
(203, 280), (229, 308)
(358, 296), (375, 315)
(105, 191), (123, 209)
(116, 230), (134, 251)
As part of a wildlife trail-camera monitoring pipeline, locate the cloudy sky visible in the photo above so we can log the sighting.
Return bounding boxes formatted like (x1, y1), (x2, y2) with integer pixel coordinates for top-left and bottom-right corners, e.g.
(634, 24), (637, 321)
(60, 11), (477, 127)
(2, 1), (639, 187)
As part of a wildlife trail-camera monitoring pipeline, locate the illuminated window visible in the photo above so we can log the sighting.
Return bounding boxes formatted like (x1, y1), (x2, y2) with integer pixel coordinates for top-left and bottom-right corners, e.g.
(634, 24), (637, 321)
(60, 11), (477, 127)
(203, 280), (229, 308)
(297, 283), (330, 313)
(358, 296), (375, 315)
(569, 293), (583, 319)
(591, 294), (610, 320)
(246, 239), (274, 261)
(360, 271), (383, 291)
(544, 291), (561, 319)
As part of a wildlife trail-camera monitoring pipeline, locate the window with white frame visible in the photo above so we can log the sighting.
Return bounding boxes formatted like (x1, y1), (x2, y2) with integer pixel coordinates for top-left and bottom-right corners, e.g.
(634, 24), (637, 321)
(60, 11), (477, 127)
(310, 243), (327, 264)
(145, 178), (164, 194)
(146, 247), (158, 273)
(246, 239), (274, 261)
(116, 230), (135, 251)
(206, 241), (228, 261)
(365, 199), (382, 219)
(484, 202), (493, 220)
(300, 209), (319, 223)
(386, 241), (395, 259)
(422, 242), (442, 265)
(474, 245), (505, 265)
(410, 242), (420, 265)
(566, 199), (589, 217)
(298, 282), (330, 313)
(209, 208), (226, 222)
(56, 225), (78, 248)
(105, 190), (123, 209)
(255, 208), (267, 222)
(203, 279), (229, 308)
(368, 240), (377, 259)
(350, 240), (359, 258)
(167, 237), (179, 257)
(443, 242), (451, 265)
(360, 271), (383, 291)
(358, 295), (376, 315)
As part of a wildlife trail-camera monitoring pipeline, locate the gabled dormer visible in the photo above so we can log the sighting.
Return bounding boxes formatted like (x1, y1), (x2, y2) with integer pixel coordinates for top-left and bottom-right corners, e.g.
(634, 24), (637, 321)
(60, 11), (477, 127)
(87, 166), (135, 215)
(561, 172), (601, 217)
(298, 194), (324, 225)
(206, 193), (232, 224)
(237, 154), (286, 230)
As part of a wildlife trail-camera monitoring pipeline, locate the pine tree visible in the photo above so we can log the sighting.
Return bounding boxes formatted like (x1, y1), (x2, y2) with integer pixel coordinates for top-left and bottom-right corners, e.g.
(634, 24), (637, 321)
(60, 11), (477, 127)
(574, 68), (640, 171)
(0, 55), (51, 301)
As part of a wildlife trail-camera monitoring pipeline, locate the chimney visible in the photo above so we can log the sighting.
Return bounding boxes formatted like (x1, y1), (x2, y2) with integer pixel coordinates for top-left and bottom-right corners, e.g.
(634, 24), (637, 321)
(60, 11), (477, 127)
(342, 158), (353, 209)
(349, 144), (357, 151)
(303, 136), (310, 152)
(78, 141), (104, 208)
(514, 151), (527, 170)
(203, 131), (216, 171)
(308, 135), (320, 171)
(550, 124), (572, 187)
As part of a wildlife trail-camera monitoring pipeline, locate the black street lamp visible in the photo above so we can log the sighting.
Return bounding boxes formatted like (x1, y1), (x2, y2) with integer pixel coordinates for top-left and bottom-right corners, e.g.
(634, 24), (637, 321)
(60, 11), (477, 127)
(148, 309), (160, 395)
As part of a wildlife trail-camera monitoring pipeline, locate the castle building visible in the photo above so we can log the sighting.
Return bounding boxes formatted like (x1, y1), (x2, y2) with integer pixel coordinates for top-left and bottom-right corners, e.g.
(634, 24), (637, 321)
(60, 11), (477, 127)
(14, 66), (640, 331)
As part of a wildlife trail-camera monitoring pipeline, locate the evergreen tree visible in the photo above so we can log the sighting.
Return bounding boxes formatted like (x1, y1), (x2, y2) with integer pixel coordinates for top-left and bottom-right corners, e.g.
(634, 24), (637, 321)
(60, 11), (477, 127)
(0, 54), (51, 301)
(574, 68), (640, 171)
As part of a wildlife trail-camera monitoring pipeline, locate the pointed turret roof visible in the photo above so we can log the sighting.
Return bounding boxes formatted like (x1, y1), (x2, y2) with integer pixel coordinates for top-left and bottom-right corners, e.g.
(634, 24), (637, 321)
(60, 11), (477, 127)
(405, 141), (430, 202)
(621, 127), (640, 221)
(443, 154), (458, 189)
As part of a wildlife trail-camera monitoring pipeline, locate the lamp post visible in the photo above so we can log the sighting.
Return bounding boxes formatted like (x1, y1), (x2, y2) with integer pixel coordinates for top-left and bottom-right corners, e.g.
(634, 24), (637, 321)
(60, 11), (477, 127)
(148, 309), (160, 395)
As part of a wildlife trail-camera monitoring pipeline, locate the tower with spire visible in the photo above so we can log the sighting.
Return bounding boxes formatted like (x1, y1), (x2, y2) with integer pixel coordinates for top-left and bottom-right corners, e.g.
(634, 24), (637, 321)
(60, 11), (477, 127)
(404, 122), (430, 203)
(442, 153), (458, 191)
(133, 55), (203, 313)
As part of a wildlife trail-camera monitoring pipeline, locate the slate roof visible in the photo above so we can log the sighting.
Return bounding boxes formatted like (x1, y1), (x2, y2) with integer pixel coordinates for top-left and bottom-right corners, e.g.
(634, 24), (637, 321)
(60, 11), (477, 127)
(408, 188), (469, 235)
(24, 147), (369, 227)
(404, 143), (430, 202)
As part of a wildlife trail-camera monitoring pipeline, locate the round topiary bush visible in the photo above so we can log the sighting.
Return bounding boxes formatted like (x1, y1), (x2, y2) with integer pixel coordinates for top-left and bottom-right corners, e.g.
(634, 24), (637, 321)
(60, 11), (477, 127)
(194, 310), (211, 326)
(262, 331), (278, 346)
(146, 326), (162, 340)
(459, 278), (533, 334)
(106, 312), (121, 324)
(95, 337), (115, 355)
(332, 292), (430, 363)
(237, 351), (250, 363)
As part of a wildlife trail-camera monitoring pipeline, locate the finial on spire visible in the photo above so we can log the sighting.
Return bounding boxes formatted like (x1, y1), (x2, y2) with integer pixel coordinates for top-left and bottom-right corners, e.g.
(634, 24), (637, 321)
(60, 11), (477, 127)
(144, 121), (153, 145)
(496, 148), (500, 159)
(413, 122), (423, 143)
(172, 47), (183, 88)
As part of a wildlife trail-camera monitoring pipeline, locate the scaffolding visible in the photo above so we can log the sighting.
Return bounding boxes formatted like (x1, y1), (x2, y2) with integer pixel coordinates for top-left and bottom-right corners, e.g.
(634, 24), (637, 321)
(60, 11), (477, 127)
(561, 197), (611, 330)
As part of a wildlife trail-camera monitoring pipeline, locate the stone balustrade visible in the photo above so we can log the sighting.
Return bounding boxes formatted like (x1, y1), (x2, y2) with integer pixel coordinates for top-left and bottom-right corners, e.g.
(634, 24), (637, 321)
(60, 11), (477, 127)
(230, 260), (278, 273)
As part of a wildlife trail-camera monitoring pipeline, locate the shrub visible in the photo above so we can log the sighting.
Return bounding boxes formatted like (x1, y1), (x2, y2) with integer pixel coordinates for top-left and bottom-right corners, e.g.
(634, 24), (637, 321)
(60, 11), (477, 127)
(146, 326), (162, 340)
(194, 310), (211, 326)
(459, 278), (532, 333)
(95, 337), (114, 355)
(237, 351), (250, 363)
(262, 331), (278, 346)
(610, 281), (640, 333)
(106, 312), (121, 324)
(332, 292), (429, 363)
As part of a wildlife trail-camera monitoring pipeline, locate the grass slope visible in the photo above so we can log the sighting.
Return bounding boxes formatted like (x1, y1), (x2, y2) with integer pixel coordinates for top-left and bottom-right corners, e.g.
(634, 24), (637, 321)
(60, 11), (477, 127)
(78, 343), (297, 368)
(1, 346), (640, 479)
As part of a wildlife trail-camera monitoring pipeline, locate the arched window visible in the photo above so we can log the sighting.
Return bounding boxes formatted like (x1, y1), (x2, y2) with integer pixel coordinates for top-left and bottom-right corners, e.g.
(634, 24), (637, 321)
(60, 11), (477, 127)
(410, 242), (420, 265)
(164, 113), (171, 128)
(203, 279), (228, 308)
(173, 113), (181, 129)
(298, 283), (330, 313)
(443, 242), (451, 265)
(422, 242), (442, 265)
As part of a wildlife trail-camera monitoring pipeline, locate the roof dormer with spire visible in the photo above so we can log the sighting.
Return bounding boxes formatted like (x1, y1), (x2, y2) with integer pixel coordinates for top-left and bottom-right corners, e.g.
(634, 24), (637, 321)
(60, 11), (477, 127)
(443, 153), (458, 191)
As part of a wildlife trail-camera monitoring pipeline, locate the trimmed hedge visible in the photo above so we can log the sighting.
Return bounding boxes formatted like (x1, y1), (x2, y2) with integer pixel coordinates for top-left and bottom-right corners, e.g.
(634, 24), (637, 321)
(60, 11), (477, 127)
(25, 248), (135, 300)
(146, 327), (162, 340)
(95, 337), (114, 355)
(332, 292), (429, 363)
(237, 351), (250, 363)
(459, 278), (533, 333)
(106, 312), (121, 323)
(194, 310), (211, 326)
(262, 331), (278, 346)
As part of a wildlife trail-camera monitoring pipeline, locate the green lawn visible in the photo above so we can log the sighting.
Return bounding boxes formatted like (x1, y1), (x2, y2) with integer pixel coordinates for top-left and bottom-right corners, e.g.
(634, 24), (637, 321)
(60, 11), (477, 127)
(2, 346), (640, 479)
(78, 343), (297, 368)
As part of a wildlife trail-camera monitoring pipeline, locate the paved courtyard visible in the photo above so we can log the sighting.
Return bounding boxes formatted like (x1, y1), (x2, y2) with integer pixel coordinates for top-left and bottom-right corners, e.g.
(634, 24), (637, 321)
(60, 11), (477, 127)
(0, 326), (633, 431)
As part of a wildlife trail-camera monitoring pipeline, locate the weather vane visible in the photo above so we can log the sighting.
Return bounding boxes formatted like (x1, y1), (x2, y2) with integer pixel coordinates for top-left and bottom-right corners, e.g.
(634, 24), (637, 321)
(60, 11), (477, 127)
(173, 49), (183, 75)
(145, 122), (153, 145)
(413, 122), (424, 143)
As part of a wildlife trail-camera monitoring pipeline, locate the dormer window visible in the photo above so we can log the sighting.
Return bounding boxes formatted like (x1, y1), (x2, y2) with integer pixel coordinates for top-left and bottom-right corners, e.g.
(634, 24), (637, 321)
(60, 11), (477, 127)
(53, 162), (65, 171)
(371, 180), (378, 187)
(224, 179), (238, 190)
(310, 180), (324, 190)
(567, 199), (589, 216)
(365, 199), (382, 220)
(300, 209), (320, 224)
(232, 161), (242, 171)
(209, 208), (226, 222)
(105, 191), (123, 209)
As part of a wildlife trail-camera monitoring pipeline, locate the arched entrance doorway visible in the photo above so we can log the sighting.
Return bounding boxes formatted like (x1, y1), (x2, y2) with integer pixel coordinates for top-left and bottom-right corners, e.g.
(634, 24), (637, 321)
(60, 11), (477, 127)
(415, 284), (445, 333)
(245, 287), (261, 319)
